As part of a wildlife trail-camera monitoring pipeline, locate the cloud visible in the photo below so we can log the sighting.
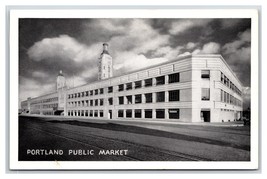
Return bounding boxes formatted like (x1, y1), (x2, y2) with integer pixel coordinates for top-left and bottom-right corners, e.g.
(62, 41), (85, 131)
(152, 45), (184, 60)
(178, 51), (191, 57)
(222, 29), (251, 55)
(186, 42), (198, 50)
(108, 19), (169, 54)
(113, 51), (168, 74)
(242, 86), (251, 109)
(169, 19), (212, 35)
(220, 19), (242, 29)
(19, 77), (56, 100)
(192, 42), (221, 54)
(32, 71), (49, 78)
(27, 34), (101, 63)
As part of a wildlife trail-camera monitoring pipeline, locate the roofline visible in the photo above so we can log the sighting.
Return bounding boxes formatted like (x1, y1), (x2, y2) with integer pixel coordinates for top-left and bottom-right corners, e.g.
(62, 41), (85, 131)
(69, 54), (244, 91)
(27, 91), (58, 101)
(68, 54), (193, 91)
(191, 54), (243, 87)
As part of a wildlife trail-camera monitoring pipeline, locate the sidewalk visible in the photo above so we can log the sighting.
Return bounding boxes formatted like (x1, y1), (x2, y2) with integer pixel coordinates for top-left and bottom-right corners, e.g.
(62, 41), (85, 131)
(20, 114), (244, 127)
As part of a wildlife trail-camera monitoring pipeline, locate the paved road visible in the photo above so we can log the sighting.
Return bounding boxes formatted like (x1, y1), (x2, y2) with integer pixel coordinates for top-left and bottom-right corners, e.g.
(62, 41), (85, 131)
(19, 116), (250, 161)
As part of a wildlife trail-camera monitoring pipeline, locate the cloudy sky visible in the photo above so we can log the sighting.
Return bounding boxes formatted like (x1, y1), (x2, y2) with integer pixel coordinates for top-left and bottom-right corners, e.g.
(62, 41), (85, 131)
(19, 18), (251, 108)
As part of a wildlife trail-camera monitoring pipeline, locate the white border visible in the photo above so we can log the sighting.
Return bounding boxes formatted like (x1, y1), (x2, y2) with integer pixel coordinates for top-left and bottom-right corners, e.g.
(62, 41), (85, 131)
(9, 9), (259, 170)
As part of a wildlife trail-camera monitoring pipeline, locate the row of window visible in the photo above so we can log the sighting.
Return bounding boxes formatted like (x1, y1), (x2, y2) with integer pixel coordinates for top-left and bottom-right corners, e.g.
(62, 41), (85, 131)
(221, 72), (242, 96)
(220, 109), (237, 112)
(30, 104), (41, 109)
(68, 98), (105, 107)
(43, 103), (58, 109)
(31, 97), (58, 105)
(67, 72), (180, 99)
(220, 89), (242, 107)
(67, 90), (180, 108)
(118, 109), (179, 119)
(68, 110), (104, 117)
(67, 108), (180, 119)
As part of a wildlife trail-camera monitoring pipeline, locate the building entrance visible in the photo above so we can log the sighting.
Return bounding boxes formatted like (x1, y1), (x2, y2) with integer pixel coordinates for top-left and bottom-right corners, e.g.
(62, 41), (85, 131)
(201, 110), (210, 122)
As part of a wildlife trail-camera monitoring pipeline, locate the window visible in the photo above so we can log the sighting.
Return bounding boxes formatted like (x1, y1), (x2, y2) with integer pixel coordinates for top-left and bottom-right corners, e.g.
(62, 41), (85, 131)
(201, 70), (210, 79)
(126, 110), (132, 118)
(145, 78), (153, 87)
(156, 109), (165, 118)
(86, 91), (89, 96)
(135, 81), (142, 89)
(90, 90), (93, 96)
(118, 84), (124, 91)
(156, 92), (165, 102)
(90, 100), (93, 106)
(90, 110), (93, 117)
(224, 91), (227, 103)
(95, 89), (98, 95)
(118, 110), (124, 118)
(81, 110), (84, 116)
(201, 88), (210, 100)
(169, 73), (180, 83)
(100, 110), (103, 117)
(135, 109), (141, 118)
(126, 83), (132, 90)
(135, 94), (142, 104)
(108, 98), (113, 105)
(94, 110), (98, 117)
(169, 90), (179, 101)
(100, 88), (104, 94)
(156, 76), (165, 85)
(77, 93), (80, 98)
(126, 95), (132, 104)
(119, 96), (124, 105)
(145, 109), (152, 118)
(108, 86), (113, 93)
(169, 109), (179, 119)
(95, 99), (98, 106)
(145, 93), (152, 103)
(100, 99), (104, 106)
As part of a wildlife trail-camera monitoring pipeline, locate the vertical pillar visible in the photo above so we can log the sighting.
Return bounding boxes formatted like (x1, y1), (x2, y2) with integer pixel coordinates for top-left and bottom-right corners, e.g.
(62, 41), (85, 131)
(141, 80), (145, 88)
(165, 75), (168, 85)
(152, 78), (156, 86)
(123, 109), (126, 119)
(124, 96), (127, 105)
(142, 94), (146, 104)
(152, 109), (156, 119)
(113, 109), (117, 119)
(141, 109), (145, 119)
(165, 109), (169, 120)
(153, 92), (156, 103)
(165, 91), (169, 103)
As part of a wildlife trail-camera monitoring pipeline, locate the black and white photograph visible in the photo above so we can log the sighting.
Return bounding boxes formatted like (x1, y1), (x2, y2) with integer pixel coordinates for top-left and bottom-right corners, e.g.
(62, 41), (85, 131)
(9, 9), (259, 170)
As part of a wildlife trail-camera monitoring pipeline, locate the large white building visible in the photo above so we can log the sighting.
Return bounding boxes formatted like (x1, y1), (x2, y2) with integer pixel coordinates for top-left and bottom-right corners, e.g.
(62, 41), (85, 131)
(21, 43), (243, 123)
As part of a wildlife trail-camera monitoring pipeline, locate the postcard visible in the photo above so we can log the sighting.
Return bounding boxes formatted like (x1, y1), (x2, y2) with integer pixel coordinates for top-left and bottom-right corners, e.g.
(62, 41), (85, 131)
(9, 8), (259, 170)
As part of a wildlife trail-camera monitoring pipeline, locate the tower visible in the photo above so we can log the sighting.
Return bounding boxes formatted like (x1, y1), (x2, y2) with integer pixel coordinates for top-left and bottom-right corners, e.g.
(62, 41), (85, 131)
(56, 70), (66, 91)
(98, 43), (113, 80)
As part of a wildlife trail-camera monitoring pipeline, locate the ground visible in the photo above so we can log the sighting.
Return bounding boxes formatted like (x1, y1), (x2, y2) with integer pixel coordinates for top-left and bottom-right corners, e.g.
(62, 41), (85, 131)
(18, 115), (250, 161)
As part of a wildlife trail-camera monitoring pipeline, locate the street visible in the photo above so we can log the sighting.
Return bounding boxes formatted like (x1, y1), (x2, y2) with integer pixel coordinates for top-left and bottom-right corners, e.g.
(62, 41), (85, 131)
(19, 116), (250, 161)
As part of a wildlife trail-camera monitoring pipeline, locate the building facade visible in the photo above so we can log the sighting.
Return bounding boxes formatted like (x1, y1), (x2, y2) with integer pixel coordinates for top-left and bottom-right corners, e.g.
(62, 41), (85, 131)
(21, 44), (243, 123)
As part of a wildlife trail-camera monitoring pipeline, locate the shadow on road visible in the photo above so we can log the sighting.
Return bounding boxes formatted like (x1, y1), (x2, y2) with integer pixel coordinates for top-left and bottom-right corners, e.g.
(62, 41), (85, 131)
(41, 118), (250, 151)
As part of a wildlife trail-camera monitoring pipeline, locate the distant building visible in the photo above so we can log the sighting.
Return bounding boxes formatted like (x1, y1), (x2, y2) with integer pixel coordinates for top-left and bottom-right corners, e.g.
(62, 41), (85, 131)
(21, 43), (243, 122)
